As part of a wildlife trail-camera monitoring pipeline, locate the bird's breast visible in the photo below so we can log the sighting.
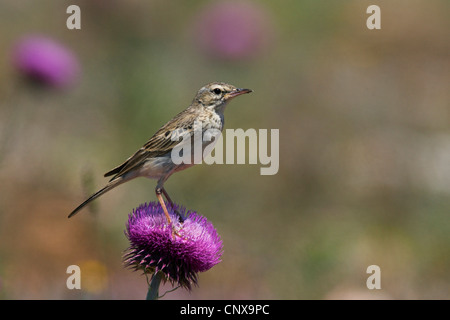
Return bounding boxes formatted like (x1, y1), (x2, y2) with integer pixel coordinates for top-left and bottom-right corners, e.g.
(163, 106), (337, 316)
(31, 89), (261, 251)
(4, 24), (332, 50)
(201, 110), (224, 131)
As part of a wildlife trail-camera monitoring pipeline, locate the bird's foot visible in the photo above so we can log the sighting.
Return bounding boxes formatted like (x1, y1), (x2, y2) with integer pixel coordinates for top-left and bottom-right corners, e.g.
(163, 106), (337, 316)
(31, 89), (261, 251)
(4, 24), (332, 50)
(170, 223), (184, 240)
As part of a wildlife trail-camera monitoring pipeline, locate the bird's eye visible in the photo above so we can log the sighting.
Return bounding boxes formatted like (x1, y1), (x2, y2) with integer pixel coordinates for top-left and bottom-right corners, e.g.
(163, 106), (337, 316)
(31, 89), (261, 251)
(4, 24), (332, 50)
(213, 88), (222, 95)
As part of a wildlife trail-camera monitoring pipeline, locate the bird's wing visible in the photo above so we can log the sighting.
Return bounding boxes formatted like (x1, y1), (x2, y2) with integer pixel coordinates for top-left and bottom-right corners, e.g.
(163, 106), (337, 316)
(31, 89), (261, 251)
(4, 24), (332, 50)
(104, 108), (198, 180)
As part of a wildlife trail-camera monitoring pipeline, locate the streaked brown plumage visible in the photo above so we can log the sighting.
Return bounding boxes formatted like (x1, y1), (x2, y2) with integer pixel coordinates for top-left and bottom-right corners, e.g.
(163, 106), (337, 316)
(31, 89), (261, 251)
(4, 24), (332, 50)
(68, 82), (252, 236)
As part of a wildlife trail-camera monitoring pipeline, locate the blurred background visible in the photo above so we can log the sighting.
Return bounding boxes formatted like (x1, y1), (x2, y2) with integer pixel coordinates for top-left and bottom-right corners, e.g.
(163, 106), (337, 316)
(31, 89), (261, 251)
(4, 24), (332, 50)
(0, 0), (449, 299)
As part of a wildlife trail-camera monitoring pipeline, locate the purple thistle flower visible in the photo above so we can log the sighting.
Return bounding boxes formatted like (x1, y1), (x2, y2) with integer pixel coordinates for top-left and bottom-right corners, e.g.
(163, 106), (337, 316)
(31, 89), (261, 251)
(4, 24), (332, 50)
(194, 1), (273, 60)
(12, 35), (80, 88)
(124, 202), (223, 291)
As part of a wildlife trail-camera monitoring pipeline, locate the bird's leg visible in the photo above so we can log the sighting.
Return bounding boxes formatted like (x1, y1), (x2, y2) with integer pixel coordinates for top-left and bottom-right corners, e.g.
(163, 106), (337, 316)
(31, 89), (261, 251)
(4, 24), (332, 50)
(156, 188), (172, 224)
(161, 187), (174, 206)
(161, 187), (182, 221)
(156, 187), (180, 239)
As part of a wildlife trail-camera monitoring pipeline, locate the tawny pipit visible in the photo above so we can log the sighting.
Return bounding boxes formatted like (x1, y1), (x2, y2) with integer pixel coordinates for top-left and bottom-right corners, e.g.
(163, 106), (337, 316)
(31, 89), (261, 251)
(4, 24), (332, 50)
(68, 82), (252, 235)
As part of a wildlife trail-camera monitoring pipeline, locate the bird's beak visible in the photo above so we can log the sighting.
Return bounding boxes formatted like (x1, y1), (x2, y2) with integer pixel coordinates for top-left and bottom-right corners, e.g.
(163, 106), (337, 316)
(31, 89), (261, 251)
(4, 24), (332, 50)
(225, 88), (252, 100)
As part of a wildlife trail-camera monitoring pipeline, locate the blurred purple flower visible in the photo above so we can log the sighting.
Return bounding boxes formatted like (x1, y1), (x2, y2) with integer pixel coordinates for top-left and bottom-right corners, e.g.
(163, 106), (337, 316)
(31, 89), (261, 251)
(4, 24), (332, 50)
(124, 202), (223, 291)
(194, 1), (273, 60)
(12, 35), (80, 88)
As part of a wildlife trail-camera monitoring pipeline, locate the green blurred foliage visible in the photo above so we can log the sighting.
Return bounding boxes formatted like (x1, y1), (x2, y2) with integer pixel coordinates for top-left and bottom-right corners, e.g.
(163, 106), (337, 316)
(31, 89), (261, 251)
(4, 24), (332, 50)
(0, 0), (449, 299)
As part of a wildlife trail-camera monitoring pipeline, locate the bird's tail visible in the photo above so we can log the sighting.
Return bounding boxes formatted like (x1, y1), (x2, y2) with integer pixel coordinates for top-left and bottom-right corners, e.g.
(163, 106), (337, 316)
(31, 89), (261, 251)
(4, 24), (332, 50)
(68, 177), (126, 218)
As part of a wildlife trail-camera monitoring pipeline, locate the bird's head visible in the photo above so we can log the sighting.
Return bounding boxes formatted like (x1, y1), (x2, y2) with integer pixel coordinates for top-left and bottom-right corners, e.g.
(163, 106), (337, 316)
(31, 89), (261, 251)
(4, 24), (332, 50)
(193, 82), (252, 112)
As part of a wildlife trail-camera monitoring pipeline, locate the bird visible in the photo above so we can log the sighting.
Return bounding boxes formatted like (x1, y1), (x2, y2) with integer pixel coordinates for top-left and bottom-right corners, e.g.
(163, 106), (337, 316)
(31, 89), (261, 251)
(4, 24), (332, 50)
(68, 82), (252, 236)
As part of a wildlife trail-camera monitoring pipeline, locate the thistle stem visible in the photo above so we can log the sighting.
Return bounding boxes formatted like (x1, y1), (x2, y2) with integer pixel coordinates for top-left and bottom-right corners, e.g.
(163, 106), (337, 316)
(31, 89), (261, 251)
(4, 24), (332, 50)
(146, 271), (164, 300)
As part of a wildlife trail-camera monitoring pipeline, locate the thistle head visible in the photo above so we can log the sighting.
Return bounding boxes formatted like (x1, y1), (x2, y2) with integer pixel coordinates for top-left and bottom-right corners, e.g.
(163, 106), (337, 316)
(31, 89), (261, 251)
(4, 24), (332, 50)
(124, 202), (223, 291)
